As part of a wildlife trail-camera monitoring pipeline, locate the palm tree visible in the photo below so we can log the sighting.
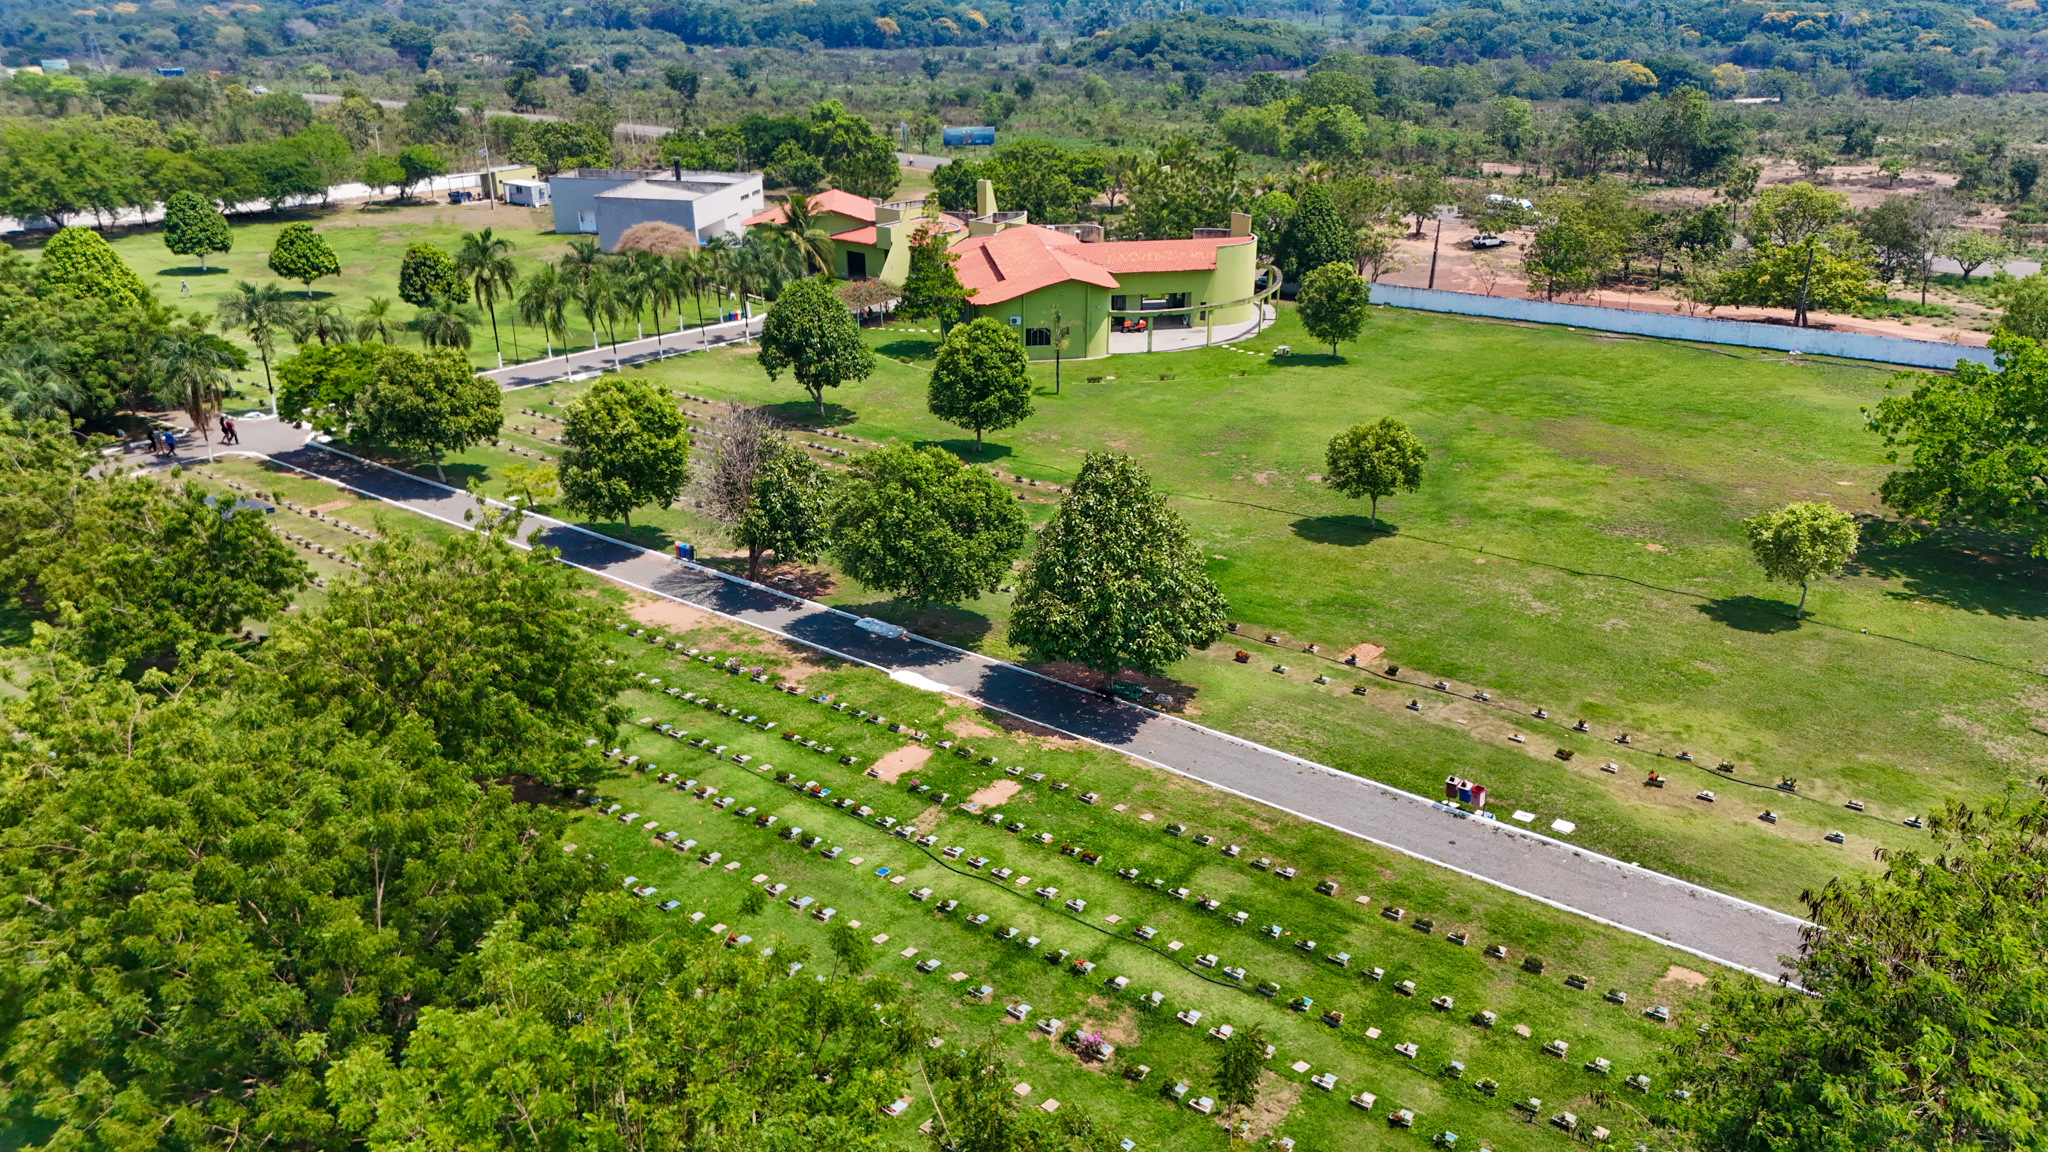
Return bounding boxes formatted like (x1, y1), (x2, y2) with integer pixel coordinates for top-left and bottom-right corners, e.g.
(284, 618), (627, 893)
(408, 297), (477, 350)
(660, 250), (696, 341)
(215, 280), (298, 414)
(151, 328), (238, 462)
(563, 237), (606, 283)
(678, 247), (714, 332)
(768, 193), (836, 276)
(0, 343), (79, 422)
(518, 262), (571, 358)
(577, 270), (621, 368)
(288, 303), (351, 347)
(356, 296), (397, 345)
(623, 247), (667, 344)
(455, 227), (520, 368)
(611, 266), (649, 362)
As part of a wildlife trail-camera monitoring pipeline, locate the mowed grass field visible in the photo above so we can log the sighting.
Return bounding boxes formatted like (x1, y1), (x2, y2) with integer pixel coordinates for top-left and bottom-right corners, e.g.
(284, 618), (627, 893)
(324, 300), (2047, 914)
(572, 605), (1714, 1151)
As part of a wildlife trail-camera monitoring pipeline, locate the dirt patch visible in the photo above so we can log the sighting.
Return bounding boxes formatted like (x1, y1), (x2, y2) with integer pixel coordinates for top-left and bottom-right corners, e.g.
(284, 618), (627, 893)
(1220, 1071), (1301, 1140)
(307, 499), (351, 513)
(757, 561), (837, 599)
(626, 594), (714, 633)
(951, 718), (1001, 739)
(871, 743), (932, 783)
(1659, 965), (1710, 991)
(966, 779), (1022, 808)
(1095, 1006), (1140, 1048)
(1337, 642), (1385, 666)
(913, 804), (944, 828)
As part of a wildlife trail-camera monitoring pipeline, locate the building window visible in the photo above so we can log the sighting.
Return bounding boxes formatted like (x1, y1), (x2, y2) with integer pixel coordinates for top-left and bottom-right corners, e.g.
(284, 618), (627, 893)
(1025, 327), (1051, 346)
(1110, 295), (1128, 312)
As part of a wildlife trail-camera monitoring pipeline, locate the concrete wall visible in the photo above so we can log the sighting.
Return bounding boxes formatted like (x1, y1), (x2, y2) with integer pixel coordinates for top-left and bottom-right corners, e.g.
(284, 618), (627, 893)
(549, 171), (644, 235)
(1367, 284), (1997, 371)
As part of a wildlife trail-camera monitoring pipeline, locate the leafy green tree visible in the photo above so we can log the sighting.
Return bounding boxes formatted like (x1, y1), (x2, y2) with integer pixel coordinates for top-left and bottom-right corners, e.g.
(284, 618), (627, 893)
(732, 446), (832, 582)
(398, 241), (467, 307)
(927, 317), (1034, 448)
(1998, 272), (2048, 341)
(1523, 200), (1617, 300)
(357, 346), (501, 482)
(33, 225), (147, 306)
(1741, 501), (1859, 618)
(1675, 782), (2048, 1151)
(1215, 1023), (1270, 1111)
(1289, 105), (1368, 162)
(1325, 417), (1428, 527)
(897, 223), (974, 332)
(827, 919), (874, 974)
(1746, 182), (1849, 246)
(161, 189), (231, 271)
(1279, 185), (1351, 281)
(510, 120), (612, 177)
(276, 342), (384, 433)
(150, 327), (242, 461)
(758, 276), (875, 417)
(1483, 96), (1534, 157)
(395, 143), (447, 199)
(359, 152), (404, 196)
(558, 377), (691, 531)
(266, 518), (627, 773)
(267, 222), (340, 296)
(1869, 334), (2048, 556)
(1296, 262), (1370, 356)
(1009, 452), (1227, 689)
(1941, 231), (2008, 282)
(1717, 238), (1877, 318)
(829, 444), (1028, 605)
(801, 99), (898, 200)
(765, 141), (828, 194)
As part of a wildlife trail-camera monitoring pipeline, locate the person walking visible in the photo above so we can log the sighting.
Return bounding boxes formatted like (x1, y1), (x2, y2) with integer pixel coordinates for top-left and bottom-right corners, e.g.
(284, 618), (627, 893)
(220, 415), (237, 445)
(161, 429), (177, 456)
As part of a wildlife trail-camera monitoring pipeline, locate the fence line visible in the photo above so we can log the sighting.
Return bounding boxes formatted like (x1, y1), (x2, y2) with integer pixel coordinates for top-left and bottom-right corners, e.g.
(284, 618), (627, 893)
(1368, 284), (1997, 372)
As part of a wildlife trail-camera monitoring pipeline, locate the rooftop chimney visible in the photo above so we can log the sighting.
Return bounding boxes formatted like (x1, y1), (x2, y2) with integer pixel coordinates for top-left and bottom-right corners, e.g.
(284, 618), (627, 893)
(975, 177), (997, 219)
(672, 160), (682, 181)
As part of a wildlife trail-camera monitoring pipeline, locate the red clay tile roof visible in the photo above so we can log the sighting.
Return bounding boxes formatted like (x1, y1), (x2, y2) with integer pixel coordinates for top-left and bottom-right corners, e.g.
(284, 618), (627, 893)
(831, 225), (879, 245)
(1065, 235), (1254, 274)
(741, 189), (878, 228)
(949, 225), (1119, 305)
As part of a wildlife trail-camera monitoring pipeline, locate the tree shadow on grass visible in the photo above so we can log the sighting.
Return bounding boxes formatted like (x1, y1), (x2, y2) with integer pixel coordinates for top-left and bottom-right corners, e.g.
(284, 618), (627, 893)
(1271, 352), (1347, 368)
(875, 338), (940, 361)
(156, 266), (232, 277)
(1848, 524), (2048, 621)
(756, 399), (860, 430)
(916, 438), (1014, 465)
(838, 597), (995, 649)
(1289, 514), (1396, 547)
(1695, 596), (1804, 634)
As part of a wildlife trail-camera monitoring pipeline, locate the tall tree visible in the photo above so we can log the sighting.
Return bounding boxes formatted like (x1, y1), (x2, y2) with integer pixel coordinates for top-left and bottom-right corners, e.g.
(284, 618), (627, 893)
(161, 189), (231, 271)
(557, 376), (691, 531)
(150, 327), (242, 461)
(1009, 452), (1228, 691)
(517, 261), (573, 358)
(357, 346), (501, 482)
(829, 444), (1027, 605)
(267, 222), (341, 297)
(34, 225), (147, 306)
(927, 317), (1034, 448)
(896, 223), (973, 333)
(1215, 1024), (1270, 1111)
(731, 445), (832, 582)
(1296, 262), (1370, 356)
(758, 277), (875, 418)
(1741, 501), (1859, 619)
(398, 242), (468, 307)
(455, 227), (520, 367)
(1279, 185), (1352, 281)
(215, 279), (298, 411)
(1325, 417), (1428, 527)
(1675, 782), (2048, 1152)
(1999, 272), (2048, 341)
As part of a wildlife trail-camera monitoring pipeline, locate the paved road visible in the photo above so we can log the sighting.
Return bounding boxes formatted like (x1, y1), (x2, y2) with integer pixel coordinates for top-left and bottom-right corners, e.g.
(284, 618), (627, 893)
(211, 418), (1809, 983)
(486, 315), (764, 388)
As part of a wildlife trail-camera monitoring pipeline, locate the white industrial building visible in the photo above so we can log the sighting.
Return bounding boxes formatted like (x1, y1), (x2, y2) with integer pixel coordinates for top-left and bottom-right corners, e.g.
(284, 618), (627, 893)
(548, 165), (764, 251)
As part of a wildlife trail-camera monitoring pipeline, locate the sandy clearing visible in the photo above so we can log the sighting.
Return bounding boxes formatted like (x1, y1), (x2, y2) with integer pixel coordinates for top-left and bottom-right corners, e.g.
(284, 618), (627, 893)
(1338, 642), (1386, 665)
(966, 779), (1021, 808)
(1660, 965), (1711, 989)
(951, 718), (1000, 739)
(871, 744), (931, 783)
(626, 594), (714, 632)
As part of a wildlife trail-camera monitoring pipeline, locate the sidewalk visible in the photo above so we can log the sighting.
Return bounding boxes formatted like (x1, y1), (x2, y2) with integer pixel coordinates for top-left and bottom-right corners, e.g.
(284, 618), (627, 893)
(487, 314), (764, 389)
(202, 419), (1811, 982)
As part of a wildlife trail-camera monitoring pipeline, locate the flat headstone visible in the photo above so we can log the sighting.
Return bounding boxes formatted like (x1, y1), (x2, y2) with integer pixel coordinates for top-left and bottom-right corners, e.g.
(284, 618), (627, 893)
(1291, 1061), (1311, 1073)
(900, 947), (919, 958)
(1513, 1024), (1532, 1038)
(1167, 941), (1183, 951)
(1012, 1083), (1031, 1097)
(1512, 811), (1536, 823)
(1364, 1027), (1380, 1039)
(751, 874), (769, 884)
(1104, 914), (1122, 924)
(949, 972), (969, 981)
(709, 923), (727, 934)
(1112, 804), (1128, 813)
(1014, 876), (1030, 886)
(850, 857), (864, 865)
(723, 861), (741, 871)
(1353, 895), (1372, 906)
(1550, 819), (1577, 834)
(890, 876), (906, 885)
(871, 934), (889, 944)
(1139, 813), (1155, 822)
(1038, 1099), (1060, 1113)
(849, 921), (861, 929)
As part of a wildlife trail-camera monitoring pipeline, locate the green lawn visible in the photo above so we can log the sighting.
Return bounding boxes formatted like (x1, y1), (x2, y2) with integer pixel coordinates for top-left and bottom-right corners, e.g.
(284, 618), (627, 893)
(573, 611), (1714, 1150)
(355, 303), (2048, 915)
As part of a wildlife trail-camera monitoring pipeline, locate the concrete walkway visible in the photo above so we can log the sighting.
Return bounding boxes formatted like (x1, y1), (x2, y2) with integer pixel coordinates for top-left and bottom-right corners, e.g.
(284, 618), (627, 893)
(1108, 305), (1276, 356)
(486, 315), (764, 389)
(207, 416), (1810, 983)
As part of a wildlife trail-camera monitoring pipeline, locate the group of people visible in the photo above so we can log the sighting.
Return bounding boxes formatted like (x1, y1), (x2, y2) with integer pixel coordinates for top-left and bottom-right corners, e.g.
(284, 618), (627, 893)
(146, 415), (237, 457)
